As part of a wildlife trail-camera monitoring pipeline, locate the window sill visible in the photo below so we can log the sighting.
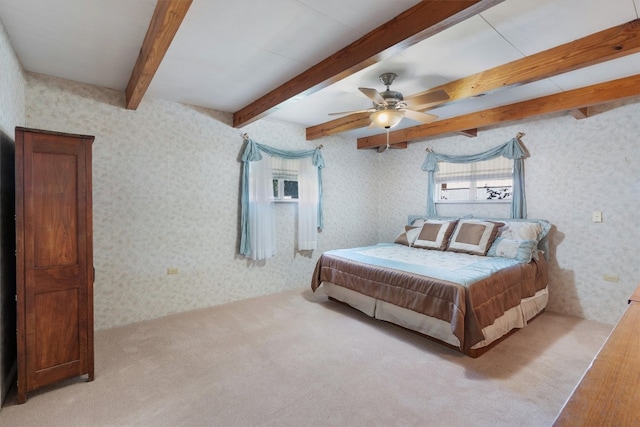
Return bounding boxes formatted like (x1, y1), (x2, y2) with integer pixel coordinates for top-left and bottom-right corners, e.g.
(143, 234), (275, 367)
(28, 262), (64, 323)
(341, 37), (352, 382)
(435, 200), (511, 205)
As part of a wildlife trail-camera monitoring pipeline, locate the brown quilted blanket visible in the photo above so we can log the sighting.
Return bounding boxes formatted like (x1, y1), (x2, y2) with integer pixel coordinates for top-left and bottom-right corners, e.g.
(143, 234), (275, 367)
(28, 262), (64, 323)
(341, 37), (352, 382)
(311, 248), (547, 350)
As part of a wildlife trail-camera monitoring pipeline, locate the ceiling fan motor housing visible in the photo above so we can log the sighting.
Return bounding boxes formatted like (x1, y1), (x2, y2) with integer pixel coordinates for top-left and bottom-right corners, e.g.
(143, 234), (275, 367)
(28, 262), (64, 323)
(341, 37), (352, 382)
(378, 73), (403, 107)
(379, 90), (403, 106)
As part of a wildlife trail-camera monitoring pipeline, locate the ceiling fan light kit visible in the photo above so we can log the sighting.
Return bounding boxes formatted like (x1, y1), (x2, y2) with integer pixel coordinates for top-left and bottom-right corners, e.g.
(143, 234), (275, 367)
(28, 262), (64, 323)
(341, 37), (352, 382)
(370, 109), (404, 129)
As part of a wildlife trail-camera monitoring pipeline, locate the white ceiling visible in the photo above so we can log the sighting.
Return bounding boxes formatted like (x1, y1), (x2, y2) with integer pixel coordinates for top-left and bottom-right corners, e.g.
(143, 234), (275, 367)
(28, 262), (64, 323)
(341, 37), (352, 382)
(1, 0), (639, 140)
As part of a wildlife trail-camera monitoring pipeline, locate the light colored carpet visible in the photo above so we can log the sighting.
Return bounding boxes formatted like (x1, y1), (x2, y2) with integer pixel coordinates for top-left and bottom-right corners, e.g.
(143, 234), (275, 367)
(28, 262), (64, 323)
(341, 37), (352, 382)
(0, 287), (612, 427)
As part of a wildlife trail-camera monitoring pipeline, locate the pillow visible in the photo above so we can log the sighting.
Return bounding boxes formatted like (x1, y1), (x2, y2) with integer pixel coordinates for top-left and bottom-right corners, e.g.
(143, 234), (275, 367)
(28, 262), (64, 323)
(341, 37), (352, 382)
(447, 220), (503, 255)
(410, 219), (427, 228)
(413, 220), (458, 251)
(487, 237), (537, 263)
(394, 225), (421, 247)
(408, 215), (458, 226)
(499, 221), (542, 241)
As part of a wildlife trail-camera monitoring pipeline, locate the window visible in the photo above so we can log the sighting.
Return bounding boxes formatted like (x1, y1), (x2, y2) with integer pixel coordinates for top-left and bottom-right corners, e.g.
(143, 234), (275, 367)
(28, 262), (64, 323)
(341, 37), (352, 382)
(271, 157), (298, 202)
(436, 157), (513, 203)
(423, 137), (526, 218)
(240, 139), (324, 260)
(273, 179), (298, 201)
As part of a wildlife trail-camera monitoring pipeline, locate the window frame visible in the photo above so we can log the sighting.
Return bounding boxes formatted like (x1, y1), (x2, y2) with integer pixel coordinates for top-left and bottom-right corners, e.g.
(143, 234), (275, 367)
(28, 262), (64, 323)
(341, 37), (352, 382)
(434, 158), (513, 204)
(272, 178), (299, 203)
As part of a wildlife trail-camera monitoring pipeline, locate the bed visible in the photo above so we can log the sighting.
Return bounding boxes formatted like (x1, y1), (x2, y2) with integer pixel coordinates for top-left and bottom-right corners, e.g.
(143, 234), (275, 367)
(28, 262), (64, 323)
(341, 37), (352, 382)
(311, 217), (551, 357)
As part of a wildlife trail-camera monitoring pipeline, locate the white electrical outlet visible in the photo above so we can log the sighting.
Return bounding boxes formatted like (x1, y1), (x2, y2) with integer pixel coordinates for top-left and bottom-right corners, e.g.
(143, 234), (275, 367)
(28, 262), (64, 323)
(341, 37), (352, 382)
(603, 274), (619, 283)
(592, 211), (602, 222)
(167, 267), (179, 275)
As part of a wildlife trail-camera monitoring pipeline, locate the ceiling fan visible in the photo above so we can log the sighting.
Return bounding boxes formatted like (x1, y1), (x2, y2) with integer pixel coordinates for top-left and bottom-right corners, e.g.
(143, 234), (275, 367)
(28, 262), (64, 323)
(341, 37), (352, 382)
(329, 72), (450, 130)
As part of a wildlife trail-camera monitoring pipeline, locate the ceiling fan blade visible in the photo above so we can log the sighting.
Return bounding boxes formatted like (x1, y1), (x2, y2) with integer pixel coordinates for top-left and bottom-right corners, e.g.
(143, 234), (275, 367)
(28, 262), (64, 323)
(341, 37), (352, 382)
(402, 109), (438, 124)
(328, 108), (374, 116)
(404, 89), (450, 110)
(358, 87), (386, 105)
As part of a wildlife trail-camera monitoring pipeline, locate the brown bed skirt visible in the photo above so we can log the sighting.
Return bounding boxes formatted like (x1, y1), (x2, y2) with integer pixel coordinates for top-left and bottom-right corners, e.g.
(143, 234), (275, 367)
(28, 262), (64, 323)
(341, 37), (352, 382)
(311, 252), (548, 350)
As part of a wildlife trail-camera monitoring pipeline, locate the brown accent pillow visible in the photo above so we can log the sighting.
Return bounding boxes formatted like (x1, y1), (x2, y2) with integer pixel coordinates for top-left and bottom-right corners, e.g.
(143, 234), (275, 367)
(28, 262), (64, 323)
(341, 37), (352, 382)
(455, 223), (486, 245)
(447, 220), (504, 255)
(394, 225), (421, 247)
(412, 220), (458, 250)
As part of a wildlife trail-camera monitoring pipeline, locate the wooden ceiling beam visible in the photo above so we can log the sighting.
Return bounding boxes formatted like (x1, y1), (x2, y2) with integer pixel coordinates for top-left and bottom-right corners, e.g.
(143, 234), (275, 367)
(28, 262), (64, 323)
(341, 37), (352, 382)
(377, 142), (408, 153)
(308, 18), (640, 140)
(307, 115), (371, 140)
(233, 0), (505, 128)
(569, 107), (591, 120)
(457, 129), (478, 138)
(125, 0), (193, 110)
(357, 74), (640, 149)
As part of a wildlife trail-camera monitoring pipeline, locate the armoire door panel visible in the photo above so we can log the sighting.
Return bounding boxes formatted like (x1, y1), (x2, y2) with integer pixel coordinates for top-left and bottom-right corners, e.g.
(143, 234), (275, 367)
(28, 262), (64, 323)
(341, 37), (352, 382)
(33, 288), (80, 370)
(15, 127), (94, 403)
(31, 152), (79, 267)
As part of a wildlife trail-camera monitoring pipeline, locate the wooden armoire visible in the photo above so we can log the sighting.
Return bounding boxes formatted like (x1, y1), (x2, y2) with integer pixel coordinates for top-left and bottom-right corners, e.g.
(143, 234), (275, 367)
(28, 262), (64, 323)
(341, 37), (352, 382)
(15, 127), (94, 403)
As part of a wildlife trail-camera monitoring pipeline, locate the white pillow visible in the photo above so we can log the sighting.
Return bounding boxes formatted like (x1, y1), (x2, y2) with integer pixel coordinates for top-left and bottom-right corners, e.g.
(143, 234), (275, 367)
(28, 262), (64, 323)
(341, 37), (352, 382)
(499, 221), (542, 241)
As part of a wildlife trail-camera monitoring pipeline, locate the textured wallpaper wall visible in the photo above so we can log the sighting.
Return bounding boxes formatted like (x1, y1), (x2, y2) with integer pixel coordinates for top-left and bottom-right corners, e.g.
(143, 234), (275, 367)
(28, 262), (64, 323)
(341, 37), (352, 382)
(22, 72), (640, 328)
(25, 73), (380, 330)
(374, 102), (640, 325)
(0, 19), (24, 135)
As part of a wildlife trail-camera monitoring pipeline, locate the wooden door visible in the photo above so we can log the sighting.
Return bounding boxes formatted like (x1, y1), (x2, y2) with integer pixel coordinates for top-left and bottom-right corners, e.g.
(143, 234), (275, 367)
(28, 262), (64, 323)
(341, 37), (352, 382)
(15, 127), (94, 403)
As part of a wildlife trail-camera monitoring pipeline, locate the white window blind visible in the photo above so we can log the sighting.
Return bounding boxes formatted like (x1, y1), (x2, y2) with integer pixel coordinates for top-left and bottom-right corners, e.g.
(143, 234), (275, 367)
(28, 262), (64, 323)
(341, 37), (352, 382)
(435, 156), (513, 182)
(271, 156), (298, 180)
